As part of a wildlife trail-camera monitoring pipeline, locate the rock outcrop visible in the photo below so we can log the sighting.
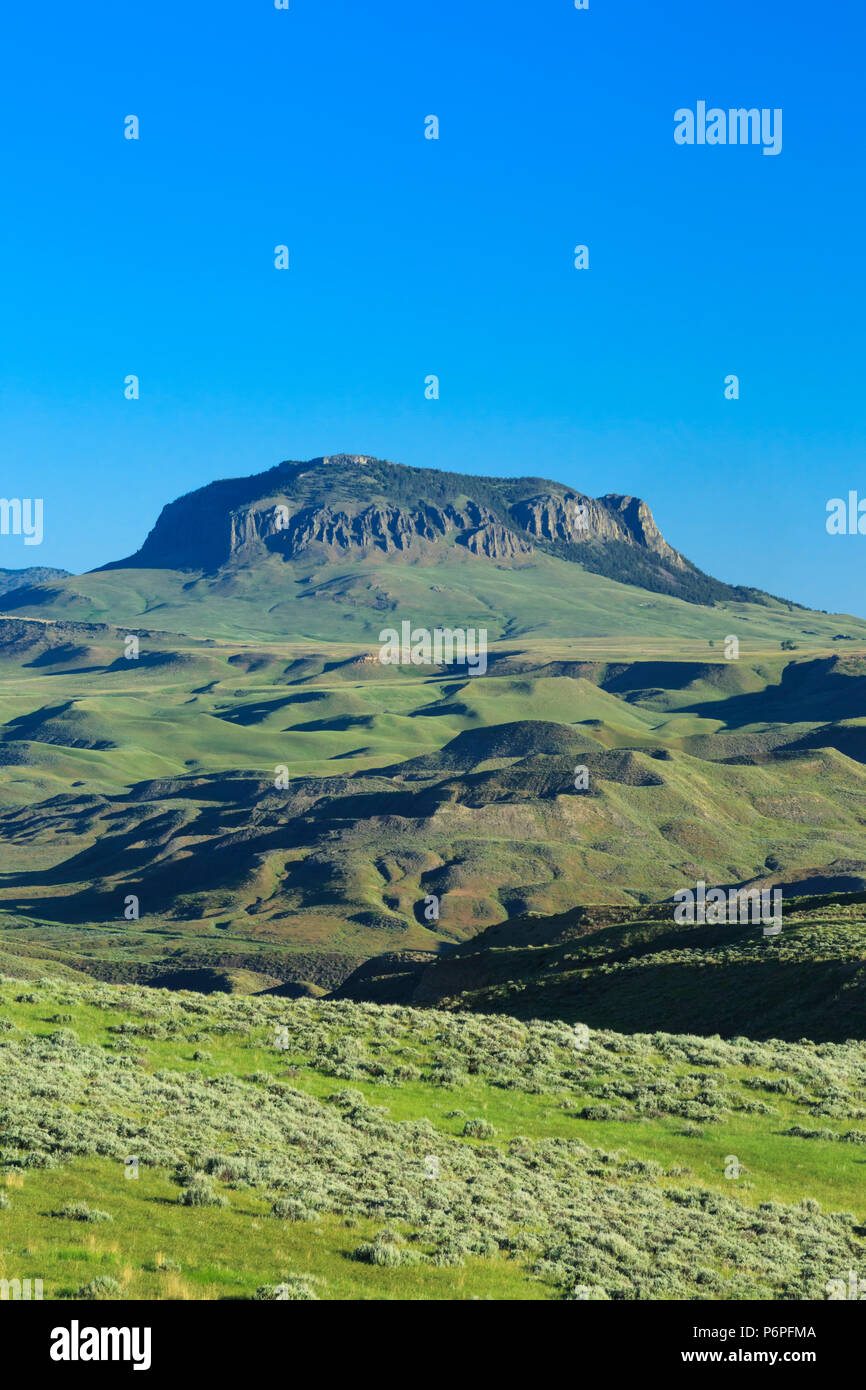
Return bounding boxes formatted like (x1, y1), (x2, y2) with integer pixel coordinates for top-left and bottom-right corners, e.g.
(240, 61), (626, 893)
(510, 493), (686, 568)
(229, 499), (532, 561)
(97, 452), (694, 585)
(461, 522), (533, 558)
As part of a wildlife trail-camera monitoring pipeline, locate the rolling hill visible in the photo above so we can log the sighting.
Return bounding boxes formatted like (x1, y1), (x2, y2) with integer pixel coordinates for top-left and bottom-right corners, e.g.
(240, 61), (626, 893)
(1, 453), (866, 985)
(3, 452), (866, 1305)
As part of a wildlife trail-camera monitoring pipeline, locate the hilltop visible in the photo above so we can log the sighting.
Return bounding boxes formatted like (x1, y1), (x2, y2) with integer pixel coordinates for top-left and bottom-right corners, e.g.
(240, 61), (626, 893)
(3, 454), (857, 644)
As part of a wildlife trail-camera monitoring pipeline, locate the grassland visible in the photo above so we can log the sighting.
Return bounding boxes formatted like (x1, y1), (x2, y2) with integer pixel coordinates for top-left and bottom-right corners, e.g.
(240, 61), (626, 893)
(2, 616), (866, 981)
(6, 531), (866, 644)
(3, 521), (866, 1303)
(1, 973), (865, 1300)
(341, 896), (866, 1042)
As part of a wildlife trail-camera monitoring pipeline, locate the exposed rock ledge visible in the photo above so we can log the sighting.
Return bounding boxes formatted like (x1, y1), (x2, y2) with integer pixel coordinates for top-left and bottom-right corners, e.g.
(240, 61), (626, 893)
(229, 502), (533, 561)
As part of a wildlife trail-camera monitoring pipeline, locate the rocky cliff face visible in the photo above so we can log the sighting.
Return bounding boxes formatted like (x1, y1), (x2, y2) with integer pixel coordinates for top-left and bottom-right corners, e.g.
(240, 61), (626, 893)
(99, 452), (692, 582)
(462, 522), (533, 558)
(600, 495), (688, 570)
(511, 493), (687, 568)
(228, 498), (533, 561)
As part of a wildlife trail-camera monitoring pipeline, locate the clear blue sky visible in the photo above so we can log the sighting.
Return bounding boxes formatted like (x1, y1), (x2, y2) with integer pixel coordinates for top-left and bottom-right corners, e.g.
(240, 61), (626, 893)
(1, 0), (864, 615)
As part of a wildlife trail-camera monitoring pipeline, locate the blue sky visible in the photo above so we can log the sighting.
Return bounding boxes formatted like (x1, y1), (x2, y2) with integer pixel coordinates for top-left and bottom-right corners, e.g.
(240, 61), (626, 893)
(1, 0), (864, 614)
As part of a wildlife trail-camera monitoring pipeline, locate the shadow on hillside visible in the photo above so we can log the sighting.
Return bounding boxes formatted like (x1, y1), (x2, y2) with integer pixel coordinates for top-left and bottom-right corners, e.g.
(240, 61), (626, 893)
(468, 958), (866, 1043)
(680, 658), (866, 729)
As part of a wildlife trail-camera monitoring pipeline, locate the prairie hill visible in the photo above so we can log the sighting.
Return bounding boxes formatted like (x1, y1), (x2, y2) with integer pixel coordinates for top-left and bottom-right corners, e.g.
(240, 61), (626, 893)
(0, 566), (70, 597)
(2, 617), (866, 980)
(334, 893), (866, 1044)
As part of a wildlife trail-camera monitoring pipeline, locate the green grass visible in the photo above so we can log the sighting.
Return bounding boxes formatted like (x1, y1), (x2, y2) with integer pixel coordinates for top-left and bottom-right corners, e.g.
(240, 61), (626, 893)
(2, 974), (865, 1300)
(394, 898), (866, 1042)
(2, 626), (866, 974)
(1, 1158), (547, 1301)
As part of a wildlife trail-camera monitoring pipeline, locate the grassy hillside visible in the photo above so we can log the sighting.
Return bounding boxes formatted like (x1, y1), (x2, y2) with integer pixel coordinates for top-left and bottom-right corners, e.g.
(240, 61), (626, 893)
(1, 972), (864, 1301)
(2, 621), (866, 978)
(4, 548), (864, 644)
(336, 896), (866, 1043)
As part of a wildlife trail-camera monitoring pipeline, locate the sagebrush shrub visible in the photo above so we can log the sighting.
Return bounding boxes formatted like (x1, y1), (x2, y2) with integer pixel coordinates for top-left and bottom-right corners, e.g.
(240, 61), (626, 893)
(176, 1178), (227, 1209)
(74, 1276), (121, 1299)
(52, 1202), (112, 1224)
(462, 1118), (497, 1139)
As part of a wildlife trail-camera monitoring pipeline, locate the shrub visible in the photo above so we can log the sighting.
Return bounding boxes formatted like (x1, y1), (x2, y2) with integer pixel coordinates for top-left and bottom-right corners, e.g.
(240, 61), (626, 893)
(430, 1242), (466, 1268)
(253, 1276), (321, 1300)
(577, 1105), (627, 1122)
(462, 1118), (497, 1139)
(269, 1197), (318, 1222)
(177, 1179), (227, 1208)
(74, 1276), (121, 1299)
(352, 1235), (405, 1268)
(52, 1202), (112, 1223)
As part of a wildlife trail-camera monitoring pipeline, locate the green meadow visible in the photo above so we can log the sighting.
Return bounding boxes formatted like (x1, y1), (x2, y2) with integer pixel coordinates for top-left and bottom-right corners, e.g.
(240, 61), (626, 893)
(1, 974), (865, 1300)
(2, 618), (866, 977)
(3, 459), (866, 1302)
